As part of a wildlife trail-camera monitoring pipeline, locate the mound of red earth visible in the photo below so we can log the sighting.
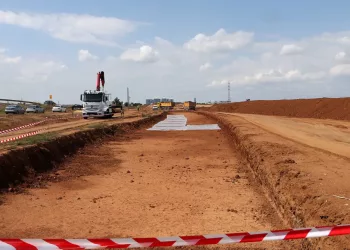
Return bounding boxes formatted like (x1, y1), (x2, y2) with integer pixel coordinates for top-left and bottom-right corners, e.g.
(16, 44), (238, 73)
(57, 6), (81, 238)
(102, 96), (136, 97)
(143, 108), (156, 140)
(208, 97), (350, 120)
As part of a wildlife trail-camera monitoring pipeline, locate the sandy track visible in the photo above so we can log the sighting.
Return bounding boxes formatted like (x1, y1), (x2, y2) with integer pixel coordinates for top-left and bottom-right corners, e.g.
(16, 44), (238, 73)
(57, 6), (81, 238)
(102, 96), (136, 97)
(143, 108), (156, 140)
(213, 112), (350, 249)
(219, 113), (350, 159)
(0, 112), (290, 249)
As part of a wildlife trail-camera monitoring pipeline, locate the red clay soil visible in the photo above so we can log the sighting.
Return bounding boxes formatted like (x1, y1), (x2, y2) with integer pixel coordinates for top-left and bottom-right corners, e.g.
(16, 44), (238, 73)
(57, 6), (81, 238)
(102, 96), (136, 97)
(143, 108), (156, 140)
(208, 97), (350, 120)
(200, 111), (350, 249)
(0, 114), (165, 190)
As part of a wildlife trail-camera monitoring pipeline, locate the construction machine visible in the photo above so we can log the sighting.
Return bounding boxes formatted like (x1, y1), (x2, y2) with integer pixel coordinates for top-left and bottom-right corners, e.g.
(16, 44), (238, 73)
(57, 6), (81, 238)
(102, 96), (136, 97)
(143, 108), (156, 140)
(157, 101), (175, 110)
(80, 71), (114, 119)
(183, 101), (196, 111)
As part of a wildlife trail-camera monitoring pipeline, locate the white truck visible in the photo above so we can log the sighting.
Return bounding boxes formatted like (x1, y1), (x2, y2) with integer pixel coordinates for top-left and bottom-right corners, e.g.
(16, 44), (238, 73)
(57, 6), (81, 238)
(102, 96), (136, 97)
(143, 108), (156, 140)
(80, 90), (114, 119)
(80, 71), (114, 119)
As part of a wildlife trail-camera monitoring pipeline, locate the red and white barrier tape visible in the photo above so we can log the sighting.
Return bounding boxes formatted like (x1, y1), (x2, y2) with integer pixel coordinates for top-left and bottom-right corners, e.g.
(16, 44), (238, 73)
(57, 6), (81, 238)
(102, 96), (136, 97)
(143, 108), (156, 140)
(0, 121), (45, 135)
(0, 115), (81, 135)
(0, 129), (45, 144)
(0, 224), (349, 249)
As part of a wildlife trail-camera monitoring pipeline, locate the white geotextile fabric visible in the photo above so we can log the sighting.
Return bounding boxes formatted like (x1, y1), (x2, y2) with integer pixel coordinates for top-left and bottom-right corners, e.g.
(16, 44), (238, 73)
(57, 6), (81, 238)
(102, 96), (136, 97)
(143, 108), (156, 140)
(147, 115), (221, 131)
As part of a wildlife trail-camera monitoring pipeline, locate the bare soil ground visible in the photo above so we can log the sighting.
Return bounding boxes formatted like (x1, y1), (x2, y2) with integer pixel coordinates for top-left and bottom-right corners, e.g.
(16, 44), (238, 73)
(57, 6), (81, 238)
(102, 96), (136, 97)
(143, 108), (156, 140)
(0, 110), (138, 138)
(0, 106), (82, 131)
(208, 97), (350, 120)
(0, 108), (152, 132)
(208, 112), (350, 249)
(0, 112), (291, 249)
(2, 111), (350, 249)
(222, 113), (350, 159)
(0, 110), (154, 152)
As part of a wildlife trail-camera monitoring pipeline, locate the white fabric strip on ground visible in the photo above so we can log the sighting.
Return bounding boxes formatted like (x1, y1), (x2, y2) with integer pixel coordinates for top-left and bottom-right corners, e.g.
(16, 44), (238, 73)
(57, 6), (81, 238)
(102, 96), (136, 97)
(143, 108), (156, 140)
(148, 115), (221, 131)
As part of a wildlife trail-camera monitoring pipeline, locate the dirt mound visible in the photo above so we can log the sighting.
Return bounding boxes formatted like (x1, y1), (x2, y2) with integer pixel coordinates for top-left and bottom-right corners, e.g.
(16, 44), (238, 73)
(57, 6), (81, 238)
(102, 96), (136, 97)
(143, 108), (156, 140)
(140, 104), (152, 112)
(0, 114), (165, 189)
(209, 97), (350, 120)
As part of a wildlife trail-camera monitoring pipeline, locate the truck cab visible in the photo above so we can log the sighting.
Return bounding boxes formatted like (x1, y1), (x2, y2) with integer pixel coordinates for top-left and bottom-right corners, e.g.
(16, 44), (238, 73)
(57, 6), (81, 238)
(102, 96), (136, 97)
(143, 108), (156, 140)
(80, 90), (114, 119)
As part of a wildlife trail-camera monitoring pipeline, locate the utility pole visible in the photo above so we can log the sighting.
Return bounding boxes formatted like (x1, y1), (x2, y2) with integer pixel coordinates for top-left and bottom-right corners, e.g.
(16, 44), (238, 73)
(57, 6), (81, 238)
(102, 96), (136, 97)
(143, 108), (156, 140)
(228, 82), (231, 103)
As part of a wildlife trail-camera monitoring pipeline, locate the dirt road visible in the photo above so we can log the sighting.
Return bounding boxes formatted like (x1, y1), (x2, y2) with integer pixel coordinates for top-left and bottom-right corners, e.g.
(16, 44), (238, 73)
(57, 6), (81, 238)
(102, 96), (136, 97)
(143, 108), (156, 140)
(0, 112), (290, 249)
(211, 112), (350, 249)
(219, 113), (350, 159)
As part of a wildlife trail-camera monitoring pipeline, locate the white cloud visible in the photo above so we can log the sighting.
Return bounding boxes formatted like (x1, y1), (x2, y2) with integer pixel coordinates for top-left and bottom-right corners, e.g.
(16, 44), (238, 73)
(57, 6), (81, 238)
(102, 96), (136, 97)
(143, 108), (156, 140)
(184, 28), (254, 53)
(334, 51), (350, 63)
(78, 50), (98, 62)
(199, 62), (212, 71)
(120, 45), (159, 63)
(280, 44), (303, 55)
(0, 48), (22, 64)
(3, 29), (350, 103)
(209, 69), (326, 87)
(209, 79), (229, 86)
(335, 51), (346, 60)
(330, 64), (350, 76)
(1, 56), (22, 64)
(17, 60), (67, 82)
(338, 37), (350, 45)
(0, 10), (140, 46)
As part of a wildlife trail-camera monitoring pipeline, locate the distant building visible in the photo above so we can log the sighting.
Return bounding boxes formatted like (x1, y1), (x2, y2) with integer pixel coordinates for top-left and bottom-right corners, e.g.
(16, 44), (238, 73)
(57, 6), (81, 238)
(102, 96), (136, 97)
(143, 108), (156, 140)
(145, 98), (174, 104)
(161, 98), (172, 102)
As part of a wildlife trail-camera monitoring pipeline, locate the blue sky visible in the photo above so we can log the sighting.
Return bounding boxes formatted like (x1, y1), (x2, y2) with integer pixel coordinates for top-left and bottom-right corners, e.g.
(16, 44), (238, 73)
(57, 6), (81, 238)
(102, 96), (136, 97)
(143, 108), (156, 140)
(3, 0), (350, 41)
(1, 1), (350, 103)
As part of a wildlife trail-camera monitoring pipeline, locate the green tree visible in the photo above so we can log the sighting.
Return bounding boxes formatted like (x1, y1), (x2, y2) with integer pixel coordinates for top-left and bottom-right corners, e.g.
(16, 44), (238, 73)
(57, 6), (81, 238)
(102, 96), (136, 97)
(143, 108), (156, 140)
(113, 97), (123, 107)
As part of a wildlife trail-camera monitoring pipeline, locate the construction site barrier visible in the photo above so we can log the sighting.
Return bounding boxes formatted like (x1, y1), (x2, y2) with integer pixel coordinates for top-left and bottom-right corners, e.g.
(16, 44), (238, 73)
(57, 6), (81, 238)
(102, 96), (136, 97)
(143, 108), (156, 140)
(0, 116), (82, 144)
(0, 121), (45, 135)
(0, 224), (349, 249)
(0, 130), (45, 144)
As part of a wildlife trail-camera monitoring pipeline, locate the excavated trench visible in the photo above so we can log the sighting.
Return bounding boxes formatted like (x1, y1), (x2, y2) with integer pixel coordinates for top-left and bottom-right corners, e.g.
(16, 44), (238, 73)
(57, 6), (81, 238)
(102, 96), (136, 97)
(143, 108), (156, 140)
(0, 114), (166, 190)
(1, 111), (348, 249)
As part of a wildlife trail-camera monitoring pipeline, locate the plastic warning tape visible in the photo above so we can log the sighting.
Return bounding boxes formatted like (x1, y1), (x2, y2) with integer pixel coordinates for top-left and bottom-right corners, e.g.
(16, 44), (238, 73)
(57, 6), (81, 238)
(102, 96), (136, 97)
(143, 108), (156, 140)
(0, 116), (80, 136)
(0, 121), (45, 135)
(0, 224), (349, 249)
(0, 129), (45, 144)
